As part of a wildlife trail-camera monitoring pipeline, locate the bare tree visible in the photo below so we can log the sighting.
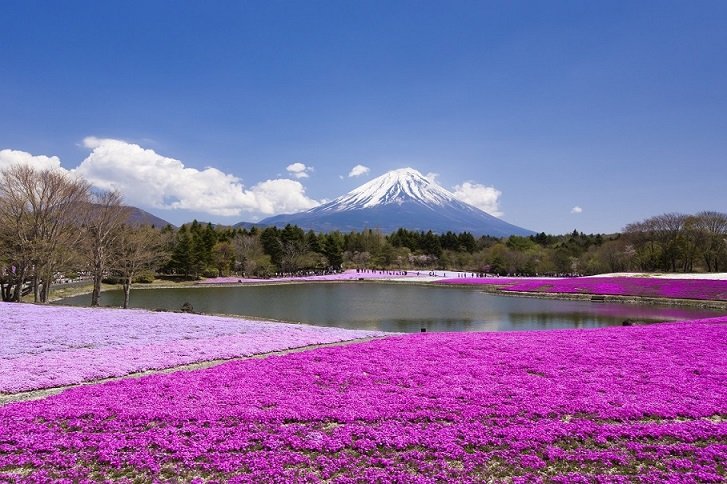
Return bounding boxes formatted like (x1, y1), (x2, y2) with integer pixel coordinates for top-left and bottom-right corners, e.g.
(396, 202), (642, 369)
(624, 211), (727, 273)
(111, 225), (169, 309)
(85, 191), (131, 306)
(624, 214), (686, 272)
(233, 233), (266, 276)
(0, 168), (30, 301)
(0, 165), (90, 302)
(654, 213), (688, 272)
(695, 211), (727, 272)
(211, 241), (235, 276)
(280, 239), (308, 273)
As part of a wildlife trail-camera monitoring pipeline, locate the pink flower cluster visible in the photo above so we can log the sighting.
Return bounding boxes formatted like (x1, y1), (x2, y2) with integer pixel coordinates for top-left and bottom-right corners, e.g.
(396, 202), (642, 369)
(1, 318), (725, 481)
(0, 302), (386, 393)
(440, 277), (727, 301)
(198, 269), (429, 284)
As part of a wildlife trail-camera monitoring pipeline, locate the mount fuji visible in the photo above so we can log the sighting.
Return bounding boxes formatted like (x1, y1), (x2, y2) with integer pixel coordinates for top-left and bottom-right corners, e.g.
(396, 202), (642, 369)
(247, 168), (534, 236)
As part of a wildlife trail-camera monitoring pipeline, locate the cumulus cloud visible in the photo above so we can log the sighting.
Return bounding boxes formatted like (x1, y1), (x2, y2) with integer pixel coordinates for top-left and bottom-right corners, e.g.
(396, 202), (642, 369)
(73, 137), (319, 216)
(571, 206), (583, 214)
(348, 164), (370, 177)
(286, 162), (313, 179)
(250, 179), (320, 214)
(452, 181), (503, 217)
(0, 149), (66, 173)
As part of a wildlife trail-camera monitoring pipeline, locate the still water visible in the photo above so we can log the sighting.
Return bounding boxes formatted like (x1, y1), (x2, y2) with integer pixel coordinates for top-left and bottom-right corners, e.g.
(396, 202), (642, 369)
(58, 283), (724, 333)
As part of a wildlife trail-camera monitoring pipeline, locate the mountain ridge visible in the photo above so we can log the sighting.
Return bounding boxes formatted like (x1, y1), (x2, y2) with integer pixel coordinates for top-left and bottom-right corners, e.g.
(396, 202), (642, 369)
(242, 168), (534, 236)
(126, 207), (175, 228)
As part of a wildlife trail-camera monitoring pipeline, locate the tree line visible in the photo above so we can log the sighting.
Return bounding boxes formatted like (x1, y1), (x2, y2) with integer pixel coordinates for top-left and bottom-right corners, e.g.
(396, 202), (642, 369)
(623, 212), (727, 272)
(163, 212), (726, 279)
(2, 164), (725, 308)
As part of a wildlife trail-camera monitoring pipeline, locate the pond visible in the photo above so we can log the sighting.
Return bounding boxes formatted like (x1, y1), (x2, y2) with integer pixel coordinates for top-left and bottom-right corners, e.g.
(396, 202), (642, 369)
(57, 282), (725, 333)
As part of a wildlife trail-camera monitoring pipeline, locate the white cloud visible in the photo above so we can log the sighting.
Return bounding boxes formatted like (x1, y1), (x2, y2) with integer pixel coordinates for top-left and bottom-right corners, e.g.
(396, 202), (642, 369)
(348, 164), (370, 177)
(0, 149), (66, 173)
(249, 179), (319, 214)
(452, 181), (503, 217)
(286, 162), (313, 179)
(424, 172), (439, 183)
(73, 137), (319, 216)
(571, 206), (583, 214)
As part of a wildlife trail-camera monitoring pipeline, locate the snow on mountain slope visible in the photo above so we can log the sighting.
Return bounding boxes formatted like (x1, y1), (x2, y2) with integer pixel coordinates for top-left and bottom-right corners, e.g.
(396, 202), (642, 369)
(248, 168), (534, 236)
(313, 168), (463, 212)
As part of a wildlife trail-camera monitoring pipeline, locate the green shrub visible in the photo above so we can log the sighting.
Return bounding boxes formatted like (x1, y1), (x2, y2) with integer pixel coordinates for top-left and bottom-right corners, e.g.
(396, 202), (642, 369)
(132, 270), (156, 284)
(202, 268), (219, 278)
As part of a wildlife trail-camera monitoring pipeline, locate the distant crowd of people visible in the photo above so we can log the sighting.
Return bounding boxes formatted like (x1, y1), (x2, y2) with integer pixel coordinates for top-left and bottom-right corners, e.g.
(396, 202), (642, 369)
(355, 269), (409, 276)
(242, 268), (584, 281)
(272, 269), (342, 278)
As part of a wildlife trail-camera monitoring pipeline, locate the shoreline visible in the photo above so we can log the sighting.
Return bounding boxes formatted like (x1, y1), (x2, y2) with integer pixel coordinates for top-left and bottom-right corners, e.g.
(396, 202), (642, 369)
(448, 283), (727, 311)
(50, 275), (727, 313)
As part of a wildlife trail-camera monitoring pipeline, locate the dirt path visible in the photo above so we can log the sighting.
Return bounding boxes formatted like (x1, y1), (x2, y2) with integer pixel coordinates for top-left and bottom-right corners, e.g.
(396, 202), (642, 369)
(0, 337), (383, 406)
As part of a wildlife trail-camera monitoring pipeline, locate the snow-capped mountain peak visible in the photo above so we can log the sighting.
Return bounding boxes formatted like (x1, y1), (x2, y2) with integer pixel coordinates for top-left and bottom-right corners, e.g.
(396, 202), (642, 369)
(313, 167), (461, 213)
(249, 167), (534, 236)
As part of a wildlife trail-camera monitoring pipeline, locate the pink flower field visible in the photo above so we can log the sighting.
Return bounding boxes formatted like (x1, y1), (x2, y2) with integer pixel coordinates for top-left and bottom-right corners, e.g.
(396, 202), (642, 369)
(197, 269), (453, 284)
(0, 302), (386, 394)
(1, 318), (725, 482)
(439, 277), (727, 302)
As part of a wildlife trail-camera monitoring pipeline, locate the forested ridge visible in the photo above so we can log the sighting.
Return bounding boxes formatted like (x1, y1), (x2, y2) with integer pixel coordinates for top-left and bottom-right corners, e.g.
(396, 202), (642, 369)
(163, 210), (727, 279)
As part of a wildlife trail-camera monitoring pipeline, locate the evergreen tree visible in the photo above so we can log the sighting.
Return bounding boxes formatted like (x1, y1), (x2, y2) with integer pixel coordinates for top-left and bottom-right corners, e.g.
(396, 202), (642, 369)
(260, 227), (283, 268)
(170, 225), (193, 276)
(323, 232), (344, 269)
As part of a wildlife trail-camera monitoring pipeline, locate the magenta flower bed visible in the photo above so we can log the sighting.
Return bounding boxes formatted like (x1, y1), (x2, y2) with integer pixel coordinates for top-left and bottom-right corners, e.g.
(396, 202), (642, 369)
(1, 318), (725, 481)
(440, 277), (727, 301)
(0, 302), (386, 393)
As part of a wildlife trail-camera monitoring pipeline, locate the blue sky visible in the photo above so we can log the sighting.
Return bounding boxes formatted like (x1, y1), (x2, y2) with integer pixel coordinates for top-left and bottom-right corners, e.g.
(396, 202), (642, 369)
(1, 1), (725, 234)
